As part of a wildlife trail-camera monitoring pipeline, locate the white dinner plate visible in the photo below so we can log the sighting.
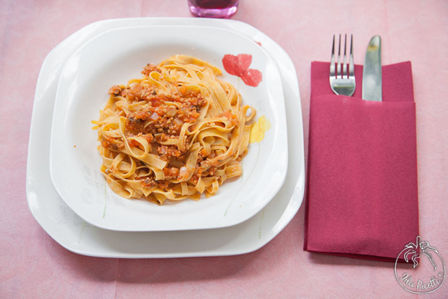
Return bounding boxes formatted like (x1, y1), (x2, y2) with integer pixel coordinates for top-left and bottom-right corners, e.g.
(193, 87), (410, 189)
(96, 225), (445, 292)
(49, 24), (288, 231)
(26, 18), (305, 257)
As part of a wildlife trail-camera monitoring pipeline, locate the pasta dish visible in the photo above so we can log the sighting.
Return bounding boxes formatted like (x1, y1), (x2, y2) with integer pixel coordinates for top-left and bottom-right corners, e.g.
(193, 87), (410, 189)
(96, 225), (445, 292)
(92, 55), (255, 205)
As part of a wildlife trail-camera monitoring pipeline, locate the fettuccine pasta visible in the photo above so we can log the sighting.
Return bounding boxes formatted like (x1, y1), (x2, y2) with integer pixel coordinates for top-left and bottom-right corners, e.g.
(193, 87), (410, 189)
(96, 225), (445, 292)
(92, 55), (255, 205)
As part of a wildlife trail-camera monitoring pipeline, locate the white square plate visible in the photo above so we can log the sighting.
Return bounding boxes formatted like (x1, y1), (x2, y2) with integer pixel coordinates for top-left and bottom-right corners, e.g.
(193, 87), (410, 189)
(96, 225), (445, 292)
(49, 24), (288, 231)
(27, 18), (305, 257)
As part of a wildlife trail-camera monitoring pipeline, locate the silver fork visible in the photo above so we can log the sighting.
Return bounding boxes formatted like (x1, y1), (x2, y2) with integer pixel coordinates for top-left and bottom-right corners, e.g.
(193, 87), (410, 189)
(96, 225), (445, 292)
(329, 34), (355, 96)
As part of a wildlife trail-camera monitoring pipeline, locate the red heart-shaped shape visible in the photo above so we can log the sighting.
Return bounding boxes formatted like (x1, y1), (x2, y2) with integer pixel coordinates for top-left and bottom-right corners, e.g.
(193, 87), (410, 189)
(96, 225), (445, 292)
(222, 54), (252, 76)
(241, 68), (262, 87)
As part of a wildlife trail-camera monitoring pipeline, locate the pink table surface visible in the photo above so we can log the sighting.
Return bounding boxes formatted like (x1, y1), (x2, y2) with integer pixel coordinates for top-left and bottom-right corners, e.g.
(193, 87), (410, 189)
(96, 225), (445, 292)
(1, 0), (448, 298)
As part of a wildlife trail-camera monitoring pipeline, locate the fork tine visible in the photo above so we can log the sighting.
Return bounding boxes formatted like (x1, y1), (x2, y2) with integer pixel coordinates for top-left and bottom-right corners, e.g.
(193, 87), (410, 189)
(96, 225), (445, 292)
(349, 34), (354, 77)
(332, 34), (335, 55)
(330, 34), (335, 76)
(337, 34), (341, 78)
(343, 34), (347, 78)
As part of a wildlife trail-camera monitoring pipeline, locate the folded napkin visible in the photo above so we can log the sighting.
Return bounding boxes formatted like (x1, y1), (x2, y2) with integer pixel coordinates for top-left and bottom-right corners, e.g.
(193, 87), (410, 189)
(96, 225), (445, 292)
(304, 61), (419, 261)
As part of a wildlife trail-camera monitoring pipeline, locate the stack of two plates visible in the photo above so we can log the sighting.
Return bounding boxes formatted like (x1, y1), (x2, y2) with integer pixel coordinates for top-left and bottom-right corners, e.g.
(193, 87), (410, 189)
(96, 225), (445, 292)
(26, 18), (306, 258)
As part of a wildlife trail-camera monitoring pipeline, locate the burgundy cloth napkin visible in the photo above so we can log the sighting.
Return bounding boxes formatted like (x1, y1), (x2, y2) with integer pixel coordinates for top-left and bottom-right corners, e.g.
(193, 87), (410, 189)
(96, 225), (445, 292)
(304, 61), (419, 261)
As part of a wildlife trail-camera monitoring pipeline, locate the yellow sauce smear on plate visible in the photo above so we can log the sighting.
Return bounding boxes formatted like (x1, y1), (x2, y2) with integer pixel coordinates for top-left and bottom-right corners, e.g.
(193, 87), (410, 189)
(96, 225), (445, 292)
(250, 116), (271, 143)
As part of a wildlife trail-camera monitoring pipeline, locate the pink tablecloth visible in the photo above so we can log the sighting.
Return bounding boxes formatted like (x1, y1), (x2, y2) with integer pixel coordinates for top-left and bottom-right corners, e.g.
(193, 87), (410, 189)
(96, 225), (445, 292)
(1, 0), (448, 298)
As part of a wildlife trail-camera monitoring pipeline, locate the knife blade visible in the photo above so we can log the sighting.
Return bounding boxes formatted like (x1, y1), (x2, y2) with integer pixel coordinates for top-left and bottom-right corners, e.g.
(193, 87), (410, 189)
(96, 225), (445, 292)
(362, 35), (382, 101)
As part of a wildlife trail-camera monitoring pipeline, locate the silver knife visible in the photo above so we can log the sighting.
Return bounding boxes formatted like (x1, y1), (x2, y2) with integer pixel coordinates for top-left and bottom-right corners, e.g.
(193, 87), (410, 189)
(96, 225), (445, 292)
(362, 35), (382, 101)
